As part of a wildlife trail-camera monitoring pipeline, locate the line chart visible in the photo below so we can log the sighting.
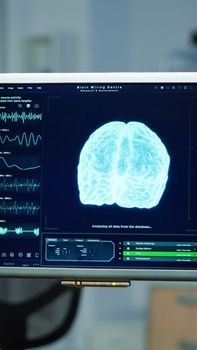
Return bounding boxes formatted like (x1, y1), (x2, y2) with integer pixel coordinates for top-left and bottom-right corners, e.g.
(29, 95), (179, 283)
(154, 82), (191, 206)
(0, 132), (42, 147)
(0, 112), (42, 123)
(0, 201), (40, 215)
(0, 156), (41, 171)
(0, 178), (40, 192)
(0, 226), (40, 236)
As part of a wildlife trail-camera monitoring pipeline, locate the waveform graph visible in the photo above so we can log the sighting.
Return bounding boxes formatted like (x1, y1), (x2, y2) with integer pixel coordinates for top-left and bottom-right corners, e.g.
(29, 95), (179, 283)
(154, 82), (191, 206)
(0, 226), (40, 236)
(0, 154), (41, 171)
(0, 132), (42, 148)
(0, 177), (40, 193)
(0, 111), (42, 124)
(0, 200), (40, 215)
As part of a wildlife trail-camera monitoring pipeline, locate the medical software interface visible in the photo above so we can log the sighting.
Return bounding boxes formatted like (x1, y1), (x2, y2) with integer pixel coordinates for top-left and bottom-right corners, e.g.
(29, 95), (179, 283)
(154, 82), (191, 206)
(0, 82), (197, 270)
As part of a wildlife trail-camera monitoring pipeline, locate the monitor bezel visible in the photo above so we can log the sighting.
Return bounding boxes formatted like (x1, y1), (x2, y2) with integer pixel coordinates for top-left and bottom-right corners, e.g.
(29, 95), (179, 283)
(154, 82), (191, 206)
(0, 71), (197, 282)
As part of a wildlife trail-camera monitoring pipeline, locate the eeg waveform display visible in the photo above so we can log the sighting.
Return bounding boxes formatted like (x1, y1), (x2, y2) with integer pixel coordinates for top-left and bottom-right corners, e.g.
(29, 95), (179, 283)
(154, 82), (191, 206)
(0, 178), (40, 192)
(0, 156), (41, 171)
(0, 132), (42, 147)
(0, 227), (40, 236)
(0, 111), (42, 123)
(0, 94), (42, 240)
(0, 201), (40, 215)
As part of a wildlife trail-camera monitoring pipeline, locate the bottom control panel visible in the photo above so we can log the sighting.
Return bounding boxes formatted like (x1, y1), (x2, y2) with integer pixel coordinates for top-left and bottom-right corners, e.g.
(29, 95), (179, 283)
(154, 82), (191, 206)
(41, 234), (197, 270)
(45, 237), (115, 262)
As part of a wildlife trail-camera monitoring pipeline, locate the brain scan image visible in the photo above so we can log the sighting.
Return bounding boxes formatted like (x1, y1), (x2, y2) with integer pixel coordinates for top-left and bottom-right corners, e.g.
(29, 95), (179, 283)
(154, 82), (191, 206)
(77, 121), (170, 209)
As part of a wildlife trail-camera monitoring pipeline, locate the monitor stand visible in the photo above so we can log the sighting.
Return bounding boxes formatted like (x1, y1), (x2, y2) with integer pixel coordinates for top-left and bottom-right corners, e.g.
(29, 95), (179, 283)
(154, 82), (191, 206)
(61, 280), (131, 287)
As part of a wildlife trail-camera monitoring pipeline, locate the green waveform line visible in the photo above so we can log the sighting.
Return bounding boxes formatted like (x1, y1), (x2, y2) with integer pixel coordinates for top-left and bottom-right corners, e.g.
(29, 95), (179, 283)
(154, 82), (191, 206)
(0, 178), (40, 192)
(0, 156), (41, 171)
(0, 201), (40, 215)
(0, 132), (42, 147)
(0, 227), (40, 236)
(0, 112), (42, 123)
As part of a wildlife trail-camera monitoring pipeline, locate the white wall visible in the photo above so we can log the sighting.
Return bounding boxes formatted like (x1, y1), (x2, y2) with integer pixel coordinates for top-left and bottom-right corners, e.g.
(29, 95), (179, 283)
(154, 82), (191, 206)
(129, 0), (197, 71)
(89, 0), (197, 71)
(0, 0), (6, 72)
(5, 0), (90, 72)
(5, 0), (197, 72)
(89, 0), (133, 71)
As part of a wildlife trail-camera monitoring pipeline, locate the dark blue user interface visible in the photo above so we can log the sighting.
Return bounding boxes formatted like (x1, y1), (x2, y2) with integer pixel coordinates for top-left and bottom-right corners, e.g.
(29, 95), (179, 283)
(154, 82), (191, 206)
(0, 82), (197, 270)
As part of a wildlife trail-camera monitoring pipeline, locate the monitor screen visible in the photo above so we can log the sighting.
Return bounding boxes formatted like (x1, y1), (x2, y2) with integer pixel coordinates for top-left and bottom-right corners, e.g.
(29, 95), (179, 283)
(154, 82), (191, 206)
(0, 72), (197, 281)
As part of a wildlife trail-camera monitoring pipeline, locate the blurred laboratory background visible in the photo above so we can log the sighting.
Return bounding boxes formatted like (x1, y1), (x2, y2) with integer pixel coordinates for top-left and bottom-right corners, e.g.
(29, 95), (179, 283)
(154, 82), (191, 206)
(1, 0), (197, 349)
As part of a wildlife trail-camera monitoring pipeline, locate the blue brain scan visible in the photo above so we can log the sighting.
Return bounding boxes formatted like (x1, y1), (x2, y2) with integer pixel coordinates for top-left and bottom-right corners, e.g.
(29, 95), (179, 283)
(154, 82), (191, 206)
(77, 121), (170, 209)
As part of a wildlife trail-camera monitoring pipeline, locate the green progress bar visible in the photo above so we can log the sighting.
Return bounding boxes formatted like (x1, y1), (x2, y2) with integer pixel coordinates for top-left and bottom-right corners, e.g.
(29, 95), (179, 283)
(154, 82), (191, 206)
(123, 251), (197, 258)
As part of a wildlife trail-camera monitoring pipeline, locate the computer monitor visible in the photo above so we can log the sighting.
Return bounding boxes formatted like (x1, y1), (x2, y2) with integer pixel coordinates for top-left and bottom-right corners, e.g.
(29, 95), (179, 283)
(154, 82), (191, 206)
(0, 72), (197, 283)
